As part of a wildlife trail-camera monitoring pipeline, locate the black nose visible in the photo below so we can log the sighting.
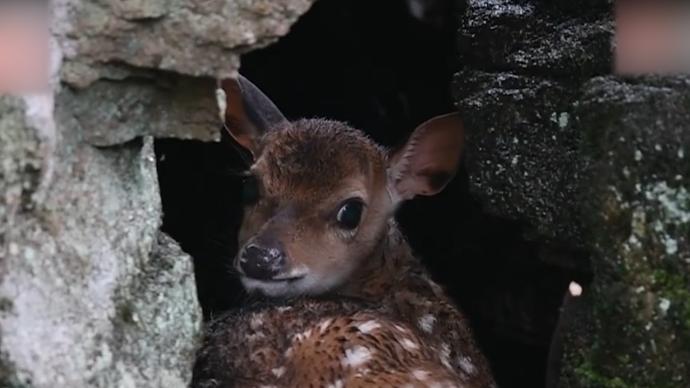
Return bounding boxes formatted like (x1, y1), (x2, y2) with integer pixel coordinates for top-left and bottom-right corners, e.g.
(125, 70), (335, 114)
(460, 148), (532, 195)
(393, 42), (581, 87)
(239, 244), (285, 280)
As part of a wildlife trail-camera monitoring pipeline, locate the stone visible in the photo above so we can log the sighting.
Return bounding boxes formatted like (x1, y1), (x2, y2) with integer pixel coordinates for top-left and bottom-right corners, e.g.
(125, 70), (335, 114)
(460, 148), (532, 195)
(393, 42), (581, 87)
(0, 0), (314, 386)
(455, 0), (613, 247)
(558, 76), (690, 387)
(1, 94), (200, 387)
(459, 0), (613, 79)
(454, 71), (585, 246)
(56, 0), (314, 143)
(60, 70), (219, 146)
(455, 1), (689, 386)
(58, 0), (315, 86)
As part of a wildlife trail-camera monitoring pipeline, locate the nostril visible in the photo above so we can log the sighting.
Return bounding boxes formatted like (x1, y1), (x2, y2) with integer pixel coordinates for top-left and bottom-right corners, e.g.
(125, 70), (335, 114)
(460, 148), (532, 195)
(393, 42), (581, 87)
(243, 244), (263, 261)
(239, 244), (285, 280)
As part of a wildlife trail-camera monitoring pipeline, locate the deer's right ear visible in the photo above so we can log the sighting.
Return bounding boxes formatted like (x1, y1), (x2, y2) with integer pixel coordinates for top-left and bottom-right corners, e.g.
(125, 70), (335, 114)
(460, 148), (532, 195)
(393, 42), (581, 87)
(217, 75), (288, 158)
(387, 113), (464, 203)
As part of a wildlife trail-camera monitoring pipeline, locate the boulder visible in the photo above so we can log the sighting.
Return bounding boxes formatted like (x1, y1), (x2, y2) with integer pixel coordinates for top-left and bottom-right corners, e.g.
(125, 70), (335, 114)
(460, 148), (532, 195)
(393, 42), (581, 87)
(454, 1), (689, 386)
(0, 0), (313, 386)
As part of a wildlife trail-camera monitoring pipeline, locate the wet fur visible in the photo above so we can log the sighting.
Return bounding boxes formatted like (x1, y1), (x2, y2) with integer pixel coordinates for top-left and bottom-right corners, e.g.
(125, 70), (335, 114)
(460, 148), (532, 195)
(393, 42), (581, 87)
(193, 220), (496, 387)
(195, 81), (495, 387)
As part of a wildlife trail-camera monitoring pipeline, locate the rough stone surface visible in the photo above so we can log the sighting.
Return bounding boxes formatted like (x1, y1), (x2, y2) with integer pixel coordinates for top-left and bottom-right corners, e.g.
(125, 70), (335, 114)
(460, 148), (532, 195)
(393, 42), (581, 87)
(1, 94), (201, 387)
(0, 0), (313, 386)
(459, 0), (612, 78)
(60, 70), (219, 146)
(455, 0), (614, 247)
(455, 1), (689, 386)
(455, 71), (583, 245)
(56, 0), (314, 144)
(559, 76), (690, 387)
(58, 0), (314, 86)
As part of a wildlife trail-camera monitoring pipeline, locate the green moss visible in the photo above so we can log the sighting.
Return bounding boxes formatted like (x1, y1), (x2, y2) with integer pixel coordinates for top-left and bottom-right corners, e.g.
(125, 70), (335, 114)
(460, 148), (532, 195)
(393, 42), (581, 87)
(574, 359), (633, 388)
(652, 269), (690, 334)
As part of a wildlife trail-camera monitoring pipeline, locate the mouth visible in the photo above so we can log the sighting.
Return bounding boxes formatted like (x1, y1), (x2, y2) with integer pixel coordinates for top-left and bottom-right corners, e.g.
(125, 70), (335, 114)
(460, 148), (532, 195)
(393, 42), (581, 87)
(239, 274), (310, 298)
(270, 274), (306, 282)
(234, 262), (309, 283)
(241, 274), (305, 283)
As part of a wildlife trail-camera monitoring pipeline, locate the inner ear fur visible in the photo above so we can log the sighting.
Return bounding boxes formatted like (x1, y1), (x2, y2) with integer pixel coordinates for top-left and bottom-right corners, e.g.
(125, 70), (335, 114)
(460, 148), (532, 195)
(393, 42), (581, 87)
(388, 112), (465, 201)
(218, 74), (288, 157)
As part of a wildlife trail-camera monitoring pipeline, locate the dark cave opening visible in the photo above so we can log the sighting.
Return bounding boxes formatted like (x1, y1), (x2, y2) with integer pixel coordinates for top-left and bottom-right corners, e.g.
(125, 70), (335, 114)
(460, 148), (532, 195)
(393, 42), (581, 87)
(155, 1), (590, 387)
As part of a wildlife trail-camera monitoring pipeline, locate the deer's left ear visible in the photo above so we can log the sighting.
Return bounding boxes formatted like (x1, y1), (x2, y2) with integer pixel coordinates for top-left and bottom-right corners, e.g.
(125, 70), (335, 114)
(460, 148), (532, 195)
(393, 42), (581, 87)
(387, 113), (464, 202)
(217, 74), (289, 158)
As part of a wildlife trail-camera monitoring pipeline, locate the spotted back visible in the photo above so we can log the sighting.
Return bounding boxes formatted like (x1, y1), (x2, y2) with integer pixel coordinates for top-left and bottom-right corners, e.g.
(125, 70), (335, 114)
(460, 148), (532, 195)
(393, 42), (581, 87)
(193, 299), (475, 388)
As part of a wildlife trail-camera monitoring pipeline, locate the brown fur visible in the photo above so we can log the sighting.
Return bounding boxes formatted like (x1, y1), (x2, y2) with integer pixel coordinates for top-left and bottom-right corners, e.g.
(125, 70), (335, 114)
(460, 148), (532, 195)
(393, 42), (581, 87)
(256, 119), (386, 198)
(193, 223), (496, 387)
(194, 78), (495, 387)
(194, 299), (467, 387)
(237, 120), (392, 296)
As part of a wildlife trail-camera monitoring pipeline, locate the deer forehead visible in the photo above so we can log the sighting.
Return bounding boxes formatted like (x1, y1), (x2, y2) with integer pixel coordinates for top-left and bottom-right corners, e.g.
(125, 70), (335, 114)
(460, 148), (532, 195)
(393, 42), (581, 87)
(253, 119), (387, 200)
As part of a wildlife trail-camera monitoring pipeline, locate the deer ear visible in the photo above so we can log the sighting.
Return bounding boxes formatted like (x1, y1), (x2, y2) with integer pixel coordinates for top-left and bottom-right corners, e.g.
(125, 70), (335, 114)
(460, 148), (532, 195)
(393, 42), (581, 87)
(388, 113), (464, 202)
(218, 74), (288, 157)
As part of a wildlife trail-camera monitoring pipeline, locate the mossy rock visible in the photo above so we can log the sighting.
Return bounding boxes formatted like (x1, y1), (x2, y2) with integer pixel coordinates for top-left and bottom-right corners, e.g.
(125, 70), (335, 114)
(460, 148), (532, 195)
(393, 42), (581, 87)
(559, 76), (690, 387)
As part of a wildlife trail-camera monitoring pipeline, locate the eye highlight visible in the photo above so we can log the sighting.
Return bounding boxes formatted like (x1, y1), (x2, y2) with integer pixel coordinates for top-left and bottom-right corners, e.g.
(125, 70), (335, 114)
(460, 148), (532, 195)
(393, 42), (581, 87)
(335, 198), (364, 230)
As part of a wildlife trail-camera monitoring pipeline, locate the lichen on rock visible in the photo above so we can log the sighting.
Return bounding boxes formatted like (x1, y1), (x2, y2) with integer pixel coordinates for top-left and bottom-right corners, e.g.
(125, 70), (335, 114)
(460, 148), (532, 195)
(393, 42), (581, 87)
(0, 0), (314, 386)
(455, 1), (689, 386)
(564, 76), (690, 387)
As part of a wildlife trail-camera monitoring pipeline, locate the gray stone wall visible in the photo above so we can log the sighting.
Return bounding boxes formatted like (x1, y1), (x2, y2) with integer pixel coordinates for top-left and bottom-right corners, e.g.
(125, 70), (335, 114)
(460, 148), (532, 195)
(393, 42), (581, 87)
(455, 1), (689, 386)
(0, 1), (312, 387)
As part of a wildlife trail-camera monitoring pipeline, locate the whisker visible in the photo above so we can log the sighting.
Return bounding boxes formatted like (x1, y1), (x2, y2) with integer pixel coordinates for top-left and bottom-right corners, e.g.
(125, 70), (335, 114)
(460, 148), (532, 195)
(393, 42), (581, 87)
(205, 237), (236, 251)
(224, 262), (242, 277)
(220, 167), (252, 177)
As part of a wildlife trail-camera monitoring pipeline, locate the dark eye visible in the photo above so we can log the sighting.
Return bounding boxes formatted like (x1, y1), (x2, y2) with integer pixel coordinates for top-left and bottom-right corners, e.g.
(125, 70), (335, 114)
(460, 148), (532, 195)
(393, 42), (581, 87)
(336, 199), (364, 230)
(241, 175), (260, 205)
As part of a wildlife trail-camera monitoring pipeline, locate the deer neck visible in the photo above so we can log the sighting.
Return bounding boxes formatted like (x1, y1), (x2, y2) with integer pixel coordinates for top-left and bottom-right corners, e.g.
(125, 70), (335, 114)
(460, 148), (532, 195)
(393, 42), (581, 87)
(337, 220), (418, 300)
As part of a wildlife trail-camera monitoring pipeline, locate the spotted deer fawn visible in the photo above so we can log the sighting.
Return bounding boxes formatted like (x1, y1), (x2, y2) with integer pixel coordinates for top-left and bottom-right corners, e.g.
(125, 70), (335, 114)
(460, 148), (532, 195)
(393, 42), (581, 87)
(192, 75), (496, 387)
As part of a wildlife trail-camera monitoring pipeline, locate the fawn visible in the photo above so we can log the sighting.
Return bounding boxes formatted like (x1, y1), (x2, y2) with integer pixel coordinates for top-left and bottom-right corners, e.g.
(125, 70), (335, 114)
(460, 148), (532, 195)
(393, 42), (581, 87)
(192, 75), (496, 387)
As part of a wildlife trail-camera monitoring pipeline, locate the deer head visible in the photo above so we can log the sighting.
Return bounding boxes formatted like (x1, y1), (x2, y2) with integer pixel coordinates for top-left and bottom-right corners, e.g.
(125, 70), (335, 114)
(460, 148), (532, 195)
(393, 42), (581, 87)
(219, 75), (464, 297)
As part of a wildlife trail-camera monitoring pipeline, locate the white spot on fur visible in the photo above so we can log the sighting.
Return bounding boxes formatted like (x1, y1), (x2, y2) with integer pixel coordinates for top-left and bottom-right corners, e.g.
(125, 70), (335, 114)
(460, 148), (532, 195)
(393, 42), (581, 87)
(246, 331), (266, 342)
(457, 356), (477, 375)
(271, 367), (286, 378)
(399, 338), (419, 351)
(394, 324), (408, 333)
(293, 328), (312, 343)
(354, 368), (371, 378)
(342, 346), (372, 368)
(439, 343), (452, 369)
(412, 369), (430, 381)
(319, 318), (333, 333)
(357, 320), (381, 334)
(250, 313), (264, 330)
(418, 314), (436, 333)
(327, 380), (344, 388)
